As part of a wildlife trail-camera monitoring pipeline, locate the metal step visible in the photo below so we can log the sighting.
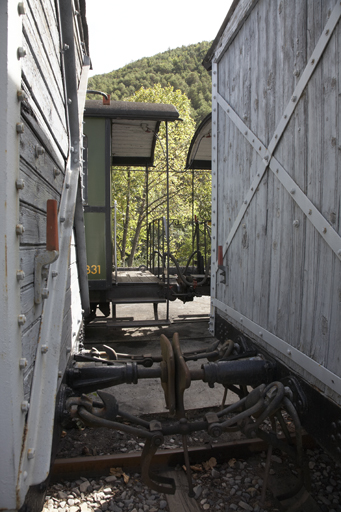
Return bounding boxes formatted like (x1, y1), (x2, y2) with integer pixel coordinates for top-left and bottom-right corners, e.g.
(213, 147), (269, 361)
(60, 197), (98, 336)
(107, 319), (171, 328)
(111, 298), (166, 304)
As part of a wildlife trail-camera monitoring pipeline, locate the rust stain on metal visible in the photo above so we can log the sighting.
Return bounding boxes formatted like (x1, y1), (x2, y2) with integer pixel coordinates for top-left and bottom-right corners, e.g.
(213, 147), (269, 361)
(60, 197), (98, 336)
(16, 422), (29, 510)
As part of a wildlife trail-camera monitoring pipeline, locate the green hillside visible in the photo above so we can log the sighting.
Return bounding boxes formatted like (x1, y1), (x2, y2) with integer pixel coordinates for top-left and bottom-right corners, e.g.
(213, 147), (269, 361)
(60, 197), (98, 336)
(88, 41), (212, 125)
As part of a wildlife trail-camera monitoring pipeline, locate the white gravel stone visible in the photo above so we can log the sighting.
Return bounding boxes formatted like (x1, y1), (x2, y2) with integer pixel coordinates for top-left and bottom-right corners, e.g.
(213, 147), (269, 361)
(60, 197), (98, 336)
(80, 504), (92, 512)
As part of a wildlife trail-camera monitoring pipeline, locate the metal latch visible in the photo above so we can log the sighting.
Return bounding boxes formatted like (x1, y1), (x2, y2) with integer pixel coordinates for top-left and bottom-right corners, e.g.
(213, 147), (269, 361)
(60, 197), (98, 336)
(34, 200), (59, 304)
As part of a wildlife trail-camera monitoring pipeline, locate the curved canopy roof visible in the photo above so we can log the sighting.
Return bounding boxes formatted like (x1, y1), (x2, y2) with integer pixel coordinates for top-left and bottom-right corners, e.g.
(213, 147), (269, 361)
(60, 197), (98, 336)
(185, 113), (212, 170)
(85, 100), (179, 167)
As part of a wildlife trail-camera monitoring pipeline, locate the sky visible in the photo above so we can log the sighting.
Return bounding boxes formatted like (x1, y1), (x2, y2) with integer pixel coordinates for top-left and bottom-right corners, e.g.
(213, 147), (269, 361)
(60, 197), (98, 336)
(86, 1), (233, 77)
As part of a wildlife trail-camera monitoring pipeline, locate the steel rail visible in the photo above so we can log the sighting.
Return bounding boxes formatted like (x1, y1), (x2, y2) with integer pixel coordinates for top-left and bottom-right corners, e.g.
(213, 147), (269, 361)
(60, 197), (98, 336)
(50, 433), (315, 482)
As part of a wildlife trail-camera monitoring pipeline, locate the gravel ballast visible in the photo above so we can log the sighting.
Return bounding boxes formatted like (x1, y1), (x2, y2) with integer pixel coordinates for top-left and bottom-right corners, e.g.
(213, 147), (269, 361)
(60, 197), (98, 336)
(43, 446), (341, 512)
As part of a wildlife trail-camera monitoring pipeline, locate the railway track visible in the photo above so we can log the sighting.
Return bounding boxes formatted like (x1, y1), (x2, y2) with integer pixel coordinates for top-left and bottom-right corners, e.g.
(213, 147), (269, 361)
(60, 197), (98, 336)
(46, 434), (330, 512)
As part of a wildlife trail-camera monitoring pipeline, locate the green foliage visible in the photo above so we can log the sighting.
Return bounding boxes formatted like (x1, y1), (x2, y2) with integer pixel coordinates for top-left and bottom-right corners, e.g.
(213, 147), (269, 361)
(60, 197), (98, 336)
(112, 85), (211, 267)
(88, 42), (212, 126)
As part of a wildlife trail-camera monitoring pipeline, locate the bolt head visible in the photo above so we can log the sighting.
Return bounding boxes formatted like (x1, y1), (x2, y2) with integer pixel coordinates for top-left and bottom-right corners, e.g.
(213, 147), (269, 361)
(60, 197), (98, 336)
(21, 401), (29, 413)
(53, 167), (61, 178)
(18, 2), (26, 15)
(35, 145), (45, 157)
(16, 179), (25, 190)
(27, 448), (35, 460)
(16, 122), (25, 134)
(16, 224), (25, 235)
(17, 89), (27, 102)
(41, 344), (48, 354)
(18, 314), (26, 326)
(16, 270), (25, 281)
(17, 47), (26, 59)
(19, 358), (28, 369)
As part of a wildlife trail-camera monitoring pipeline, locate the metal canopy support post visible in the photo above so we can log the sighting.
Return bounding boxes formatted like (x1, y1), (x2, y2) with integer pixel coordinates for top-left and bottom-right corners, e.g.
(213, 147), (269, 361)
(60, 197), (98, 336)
(166, 121), (170, 322)
(192, 169), (195, 252)
(146, 166), (149, 268)
(114, 200), (118, 284)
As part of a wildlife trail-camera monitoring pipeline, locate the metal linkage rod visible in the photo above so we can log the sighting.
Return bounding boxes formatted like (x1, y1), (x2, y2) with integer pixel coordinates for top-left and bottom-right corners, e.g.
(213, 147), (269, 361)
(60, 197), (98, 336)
(67, 362), (162, 393)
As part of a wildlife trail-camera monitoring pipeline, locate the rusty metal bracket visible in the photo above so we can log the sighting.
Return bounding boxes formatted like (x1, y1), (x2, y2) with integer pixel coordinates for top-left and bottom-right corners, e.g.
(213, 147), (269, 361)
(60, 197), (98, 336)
(34, 250), (59, 304)
(141, 436), (176, 495)
(34, 200), (59, 304)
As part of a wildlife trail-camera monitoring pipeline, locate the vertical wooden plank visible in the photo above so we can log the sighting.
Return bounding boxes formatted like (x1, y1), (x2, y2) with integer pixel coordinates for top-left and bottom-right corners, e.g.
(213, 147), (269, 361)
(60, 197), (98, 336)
(282, 0), (308, 348)
(311, 0), (340, 367)
(299, 0), (323, 359)
(25, 0), (64, 95)
(327, 7), (341, 373)
(268, 0), (285, 336)
(258, 0), (279, 329)
(272, 0), (297, 340)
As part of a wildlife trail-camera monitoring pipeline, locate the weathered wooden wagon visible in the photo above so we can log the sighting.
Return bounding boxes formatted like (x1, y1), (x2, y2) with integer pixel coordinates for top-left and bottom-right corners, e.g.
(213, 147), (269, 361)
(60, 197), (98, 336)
(0, 1), (90, 509)
(202, 0), (341, 456)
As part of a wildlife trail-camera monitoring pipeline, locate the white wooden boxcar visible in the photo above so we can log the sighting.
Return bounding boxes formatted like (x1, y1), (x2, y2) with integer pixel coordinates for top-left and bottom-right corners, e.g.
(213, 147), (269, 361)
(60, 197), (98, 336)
(204, 0), (341, 455)
(0, 1), (90, 510)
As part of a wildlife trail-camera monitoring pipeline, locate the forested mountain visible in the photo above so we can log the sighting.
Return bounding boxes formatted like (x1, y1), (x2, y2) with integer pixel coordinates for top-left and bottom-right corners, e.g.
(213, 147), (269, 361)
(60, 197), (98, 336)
(88, 41), (212, 125)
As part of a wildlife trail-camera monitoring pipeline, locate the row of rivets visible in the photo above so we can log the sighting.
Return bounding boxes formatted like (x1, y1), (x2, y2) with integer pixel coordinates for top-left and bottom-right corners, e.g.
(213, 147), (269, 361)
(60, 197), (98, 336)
(17, 3), (33, 435)
(17, 3), (26, 334)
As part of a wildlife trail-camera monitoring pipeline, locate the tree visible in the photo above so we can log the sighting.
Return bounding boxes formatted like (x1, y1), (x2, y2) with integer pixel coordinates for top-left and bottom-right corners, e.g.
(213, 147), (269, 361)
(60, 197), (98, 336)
(112, 84), (211, 267)
(87, 41), (212, 125)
